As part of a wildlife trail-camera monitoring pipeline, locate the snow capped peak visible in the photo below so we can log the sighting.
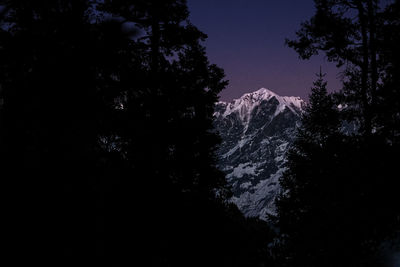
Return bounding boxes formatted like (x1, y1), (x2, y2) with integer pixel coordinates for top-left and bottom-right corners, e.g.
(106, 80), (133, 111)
(239, 88), (278, 102)
(216, 88), (304, 121)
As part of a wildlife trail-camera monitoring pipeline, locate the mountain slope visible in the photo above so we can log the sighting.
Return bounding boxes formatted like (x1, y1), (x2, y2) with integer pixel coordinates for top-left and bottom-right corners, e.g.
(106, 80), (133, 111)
(214, 88), (304, 220)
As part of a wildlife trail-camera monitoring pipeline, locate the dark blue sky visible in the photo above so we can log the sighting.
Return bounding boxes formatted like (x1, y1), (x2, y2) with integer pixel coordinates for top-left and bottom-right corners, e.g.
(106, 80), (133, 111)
(187, 0), (342, 101)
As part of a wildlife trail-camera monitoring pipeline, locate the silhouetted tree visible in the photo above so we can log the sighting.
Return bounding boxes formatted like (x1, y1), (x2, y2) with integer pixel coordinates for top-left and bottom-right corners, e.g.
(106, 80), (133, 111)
(276, 0), (400, 265)
(286, 0), (384, 136)
(273, 72), (349, 267)
(98, 1), (276, 265)
(1, 1), (277, 265)
(377, 1), (400, 142)
(0, 1), (140, 264)
(98, 1), (277, 266)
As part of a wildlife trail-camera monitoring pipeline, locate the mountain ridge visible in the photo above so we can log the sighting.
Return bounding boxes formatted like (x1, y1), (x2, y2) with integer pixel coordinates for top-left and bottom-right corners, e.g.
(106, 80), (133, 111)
(214, 88), (304, 219)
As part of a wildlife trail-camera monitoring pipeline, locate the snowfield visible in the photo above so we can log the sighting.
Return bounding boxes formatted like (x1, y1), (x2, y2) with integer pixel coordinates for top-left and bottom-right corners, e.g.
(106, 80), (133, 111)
(214, 88), (304, 220)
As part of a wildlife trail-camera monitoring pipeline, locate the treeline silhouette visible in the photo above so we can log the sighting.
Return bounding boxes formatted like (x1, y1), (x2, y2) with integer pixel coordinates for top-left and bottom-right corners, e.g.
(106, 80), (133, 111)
(273, 1), (400, 266)
(0, 0), (274, 266)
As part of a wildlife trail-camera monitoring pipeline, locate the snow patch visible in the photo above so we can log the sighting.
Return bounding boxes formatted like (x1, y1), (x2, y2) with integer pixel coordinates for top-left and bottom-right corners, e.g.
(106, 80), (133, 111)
(226, 163), (258, 180)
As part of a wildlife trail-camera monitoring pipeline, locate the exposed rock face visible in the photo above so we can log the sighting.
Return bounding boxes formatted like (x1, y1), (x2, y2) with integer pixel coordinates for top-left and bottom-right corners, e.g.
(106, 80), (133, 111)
(214, 88), (304, 220)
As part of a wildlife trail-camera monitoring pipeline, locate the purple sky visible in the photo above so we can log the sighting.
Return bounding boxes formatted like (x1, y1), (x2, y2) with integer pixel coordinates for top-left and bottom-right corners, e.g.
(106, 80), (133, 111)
(187, 0), (343, 101)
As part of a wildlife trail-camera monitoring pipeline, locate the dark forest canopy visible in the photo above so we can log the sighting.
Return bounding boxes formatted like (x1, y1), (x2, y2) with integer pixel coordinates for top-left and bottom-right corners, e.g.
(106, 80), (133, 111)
(274, 0), (400, 266)
(0, 0), (274, 266)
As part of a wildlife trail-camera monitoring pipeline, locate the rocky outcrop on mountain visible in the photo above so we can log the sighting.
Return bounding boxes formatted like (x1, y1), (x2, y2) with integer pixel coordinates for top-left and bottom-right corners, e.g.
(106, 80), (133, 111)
(214, 88), (304, 220)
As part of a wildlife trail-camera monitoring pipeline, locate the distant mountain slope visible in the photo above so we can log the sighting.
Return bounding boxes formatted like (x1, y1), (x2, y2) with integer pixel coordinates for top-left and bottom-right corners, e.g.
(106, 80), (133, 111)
(214, 88), (305, 220)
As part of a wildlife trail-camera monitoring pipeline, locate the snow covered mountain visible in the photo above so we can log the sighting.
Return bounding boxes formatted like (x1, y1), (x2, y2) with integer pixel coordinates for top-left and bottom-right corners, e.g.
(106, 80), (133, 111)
(214, 88), (305, 220)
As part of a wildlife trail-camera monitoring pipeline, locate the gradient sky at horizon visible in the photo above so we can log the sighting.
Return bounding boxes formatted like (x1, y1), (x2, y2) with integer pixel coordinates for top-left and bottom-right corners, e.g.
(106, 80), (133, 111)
(187, 0), (343, 102)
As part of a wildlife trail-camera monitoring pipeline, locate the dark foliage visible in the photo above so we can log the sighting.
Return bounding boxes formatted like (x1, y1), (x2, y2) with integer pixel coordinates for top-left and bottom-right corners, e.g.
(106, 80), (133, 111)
(275, 1), (400, 266)
(0, 0), (275, 266)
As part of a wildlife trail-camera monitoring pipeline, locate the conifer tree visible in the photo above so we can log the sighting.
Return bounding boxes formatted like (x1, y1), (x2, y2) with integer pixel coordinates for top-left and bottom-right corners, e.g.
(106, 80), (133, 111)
(278, 0), (400, 265)
(274, 72), (346, 267)
(0, 1), (277, 265)
(0, 1), (138, 263)
(286, 0), (384, 136)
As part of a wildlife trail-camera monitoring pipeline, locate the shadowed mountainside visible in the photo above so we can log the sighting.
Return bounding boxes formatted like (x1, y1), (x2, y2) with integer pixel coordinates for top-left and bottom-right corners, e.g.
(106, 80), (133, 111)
(214, 88), (304, 219)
